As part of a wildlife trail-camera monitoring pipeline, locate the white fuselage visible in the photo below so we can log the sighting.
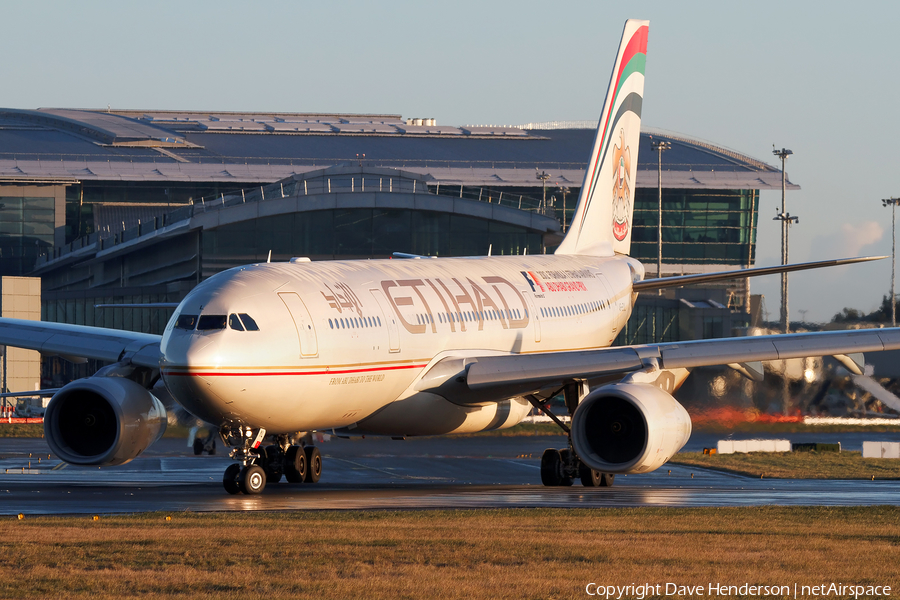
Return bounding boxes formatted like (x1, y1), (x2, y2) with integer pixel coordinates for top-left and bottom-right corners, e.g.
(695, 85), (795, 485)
(159, 253), (642, 436)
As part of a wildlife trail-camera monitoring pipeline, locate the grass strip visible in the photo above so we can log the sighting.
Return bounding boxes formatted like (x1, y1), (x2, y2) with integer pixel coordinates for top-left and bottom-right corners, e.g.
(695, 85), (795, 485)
(2, 507), (899, 599)
(671, 450), (900, 479)
(0, 423), (43, 438)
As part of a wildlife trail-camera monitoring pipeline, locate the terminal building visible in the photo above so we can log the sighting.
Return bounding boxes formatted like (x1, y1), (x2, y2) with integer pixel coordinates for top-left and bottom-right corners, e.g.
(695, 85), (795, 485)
(0, 108), (798, 386)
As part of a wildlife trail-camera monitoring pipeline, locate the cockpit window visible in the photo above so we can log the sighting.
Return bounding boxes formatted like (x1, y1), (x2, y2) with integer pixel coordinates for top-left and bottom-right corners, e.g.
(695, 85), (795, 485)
(228, 314), (244, 331)
(197, 315), (227, 331)
(238, 314), (260, 331)
(175, 315), (198, 330)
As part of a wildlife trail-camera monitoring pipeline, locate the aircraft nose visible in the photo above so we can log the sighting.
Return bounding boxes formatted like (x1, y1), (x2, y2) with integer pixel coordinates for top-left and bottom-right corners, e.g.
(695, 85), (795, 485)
(161, 329), (224, 371)
(160, 331), (233, 424)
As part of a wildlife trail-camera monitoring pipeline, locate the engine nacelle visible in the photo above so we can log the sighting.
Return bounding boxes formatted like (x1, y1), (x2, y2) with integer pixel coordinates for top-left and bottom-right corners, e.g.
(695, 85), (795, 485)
(570, 382), (691, 474)
(44, 377), (167, 466)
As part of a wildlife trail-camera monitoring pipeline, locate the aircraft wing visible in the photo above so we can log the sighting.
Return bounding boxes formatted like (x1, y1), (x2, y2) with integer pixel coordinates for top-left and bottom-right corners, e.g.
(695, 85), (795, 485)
(0, 318), (162, 368)
(454, 328), (900, 397)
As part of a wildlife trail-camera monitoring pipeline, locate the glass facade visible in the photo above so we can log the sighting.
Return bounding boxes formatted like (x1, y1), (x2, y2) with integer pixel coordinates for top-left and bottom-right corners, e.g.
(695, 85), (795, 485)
(0, 196), (55, 275)
(630, 188), (758, 266)
(42, 291), (179, 334)
(614, 301), (681, 346)
(201, 209), (543, 276)
(64, 181), (247, 242)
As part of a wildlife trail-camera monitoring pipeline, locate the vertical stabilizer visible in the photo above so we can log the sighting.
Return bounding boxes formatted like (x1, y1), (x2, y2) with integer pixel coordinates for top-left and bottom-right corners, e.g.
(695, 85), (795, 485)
(555, 19), (648, 257)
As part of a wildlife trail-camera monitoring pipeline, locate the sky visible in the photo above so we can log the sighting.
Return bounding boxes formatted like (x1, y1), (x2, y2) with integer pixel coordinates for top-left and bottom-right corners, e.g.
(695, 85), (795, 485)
(4, 1), (900, 323)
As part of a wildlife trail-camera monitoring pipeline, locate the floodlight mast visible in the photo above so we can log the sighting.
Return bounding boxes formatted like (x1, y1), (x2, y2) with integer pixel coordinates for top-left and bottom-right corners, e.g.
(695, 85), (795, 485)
(882, 197), (900, 326)
(536, 170), (550, 213)
(773, 147), (794, 333)
(650, 139), (671, 286)
(557, 185), (570, 233)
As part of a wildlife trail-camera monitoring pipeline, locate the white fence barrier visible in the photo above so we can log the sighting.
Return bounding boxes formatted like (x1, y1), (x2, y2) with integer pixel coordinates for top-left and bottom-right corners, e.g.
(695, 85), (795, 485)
(805, 417), (900, 426)
(862, 441), (900, 459)
(717, 439), (791, 454)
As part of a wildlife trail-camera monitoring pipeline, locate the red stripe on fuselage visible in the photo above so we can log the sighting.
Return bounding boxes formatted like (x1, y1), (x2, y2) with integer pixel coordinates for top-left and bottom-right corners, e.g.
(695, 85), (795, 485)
(162, 363), (428, 377)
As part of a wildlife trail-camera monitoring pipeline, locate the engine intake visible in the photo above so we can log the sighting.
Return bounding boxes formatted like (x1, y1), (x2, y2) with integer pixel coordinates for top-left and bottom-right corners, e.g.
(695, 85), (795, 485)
(570, 382), (691, 474)
(44, 377), (167, 466)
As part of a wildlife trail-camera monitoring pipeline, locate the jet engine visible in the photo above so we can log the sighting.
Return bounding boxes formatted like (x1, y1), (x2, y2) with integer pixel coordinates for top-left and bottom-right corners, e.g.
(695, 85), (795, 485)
(570, 382), (691, 474)
(44, 377), (167, 466)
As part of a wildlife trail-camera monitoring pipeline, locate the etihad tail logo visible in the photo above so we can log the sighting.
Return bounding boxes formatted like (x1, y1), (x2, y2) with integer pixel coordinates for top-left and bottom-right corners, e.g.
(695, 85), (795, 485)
(611, 129), (632, 242)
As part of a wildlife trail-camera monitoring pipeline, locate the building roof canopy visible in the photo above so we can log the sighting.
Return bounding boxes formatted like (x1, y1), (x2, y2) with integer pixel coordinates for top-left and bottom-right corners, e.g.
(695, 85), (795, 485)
(0, 108), (799, 190)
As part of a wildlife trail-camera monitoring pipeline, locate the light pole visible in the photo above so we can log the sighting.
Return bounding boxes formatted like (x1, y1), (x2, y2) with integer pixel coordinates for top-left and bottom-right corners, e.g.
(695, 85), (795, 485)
(773, 210), (799, 332)
(536, 170), (550, 214)
(651, 140), (671, 280)
(556, 185), (570, 232)
(882, 197), (900, 326)
(773, 147), (793, 333)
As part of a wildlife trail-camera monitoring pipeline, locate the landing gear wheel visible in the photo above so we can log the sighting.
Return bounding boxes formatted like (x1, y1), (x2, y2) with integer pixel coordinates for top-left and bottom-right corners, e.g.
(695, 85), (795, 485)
(540, 448), (564, 486)
(263, 445), (283, 484)
(579, 463), (602, 487)
(284, 445), (307, 483)
(239, 464), (266, 494)
(223, 463), (241, 495)
(304, 446), (322, 483)
(193, 439), (204, 455)
(558, 449), (574, 486)
(578, 466), (614, 487)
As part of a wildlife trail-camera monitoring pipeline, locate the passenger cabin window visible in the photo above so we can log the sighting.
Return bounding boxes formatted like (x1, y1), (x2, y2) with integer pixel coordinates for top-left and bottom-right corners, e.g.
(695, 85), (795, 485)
(197, 315), (227, 331)
(175, 315), (198, 330)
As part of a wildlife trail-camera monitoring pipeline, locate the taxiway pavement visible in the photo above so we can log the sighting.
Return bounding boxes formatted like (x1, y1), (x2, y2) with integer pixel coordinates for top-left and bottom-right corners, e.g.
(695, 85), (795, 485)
(0, 433), (898, 515)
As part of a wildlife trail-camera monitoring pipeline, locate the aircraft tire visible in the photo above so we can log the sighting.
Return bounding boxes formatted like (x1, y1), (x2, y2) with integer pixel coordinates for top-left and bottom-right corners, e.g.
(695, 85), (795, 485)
(193, 439), (204, 456)
(558, 449), (574, 486)
(304, 446), (322, 483)
(284, 445), (307, 483)
(579, 463), (602, 487)
(540, 448), (563, 486)
(599, 472), (615, 487)
(264, 445), (283, 484)
(239, 464), (266, 495)
(223, 463), (241, 495)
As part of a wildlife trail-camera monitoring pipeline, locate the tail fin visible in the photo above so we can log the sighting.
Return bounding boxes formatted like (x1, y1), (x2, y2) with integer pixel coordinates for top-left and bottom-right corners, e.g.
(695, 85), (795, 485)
(555, 19), (648, 257)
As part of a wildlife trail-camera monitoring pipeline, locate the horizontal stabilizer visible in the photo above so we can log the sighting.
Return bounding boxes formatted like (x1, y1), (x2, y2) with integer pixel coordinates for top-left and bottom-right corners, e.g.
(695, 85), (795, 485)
(94, 303), (180, 309)
(0, 389), (59, 398)
(633, 256), (885, 293)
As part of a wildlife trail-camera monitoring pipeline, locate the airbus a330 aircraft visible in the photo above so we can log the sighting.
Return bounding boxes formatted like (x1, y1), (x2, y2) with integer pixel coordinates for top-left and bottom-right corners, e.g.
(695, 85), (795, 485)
(1, 19), (899, 495)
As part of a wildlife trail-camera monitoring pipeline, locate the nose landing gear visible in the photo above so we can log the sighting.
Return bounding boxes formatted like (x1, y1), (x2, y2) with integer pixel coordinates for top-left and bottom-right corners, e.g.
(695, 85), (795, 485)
(220, 425), (323, 494)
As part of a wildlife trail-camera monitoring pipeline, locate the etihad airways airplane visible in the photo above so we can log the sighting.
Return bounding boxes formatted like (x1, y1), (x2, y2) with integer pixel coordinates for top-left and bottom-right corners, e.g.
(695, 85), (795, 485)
(1, 19), (898, 495)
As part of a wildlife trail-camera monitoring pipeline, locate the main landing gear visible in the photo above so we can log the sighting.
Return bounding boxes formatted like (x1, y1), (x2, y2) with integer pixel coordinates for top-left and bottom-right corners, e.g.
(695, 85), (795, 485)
(220, 426), (323, 495)
(528, 384), (616, 488)
(540, 447), (615, 487)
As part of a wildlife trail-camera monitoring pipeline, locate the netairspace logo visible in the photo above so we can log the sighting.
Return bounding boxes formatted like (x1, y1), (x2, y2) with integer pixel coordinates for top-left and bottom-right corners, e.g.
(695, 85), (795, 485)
(584, 582), (892, 599)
